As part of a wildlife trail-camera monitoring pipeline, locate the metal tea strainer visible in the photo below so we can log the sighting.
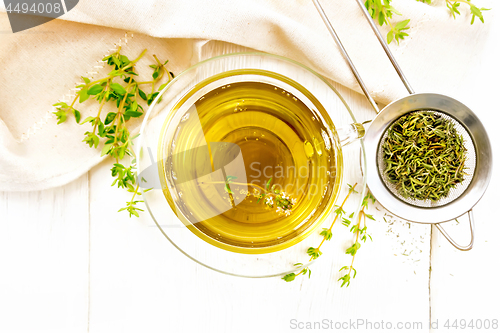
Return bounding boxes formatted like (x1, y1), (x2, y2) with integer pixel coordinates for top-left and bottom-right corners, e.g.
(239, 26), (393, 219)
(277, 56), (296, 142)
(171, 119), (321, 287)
(314, 0), (492, 250)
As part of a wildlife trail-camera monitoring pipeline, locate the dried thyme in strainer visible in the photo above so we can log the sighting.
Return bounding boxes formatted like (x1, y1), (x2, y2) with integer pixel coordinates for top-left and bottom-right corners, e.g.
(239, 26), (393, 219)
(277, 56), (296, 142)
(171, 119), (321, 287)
(382, 111), (467, 201)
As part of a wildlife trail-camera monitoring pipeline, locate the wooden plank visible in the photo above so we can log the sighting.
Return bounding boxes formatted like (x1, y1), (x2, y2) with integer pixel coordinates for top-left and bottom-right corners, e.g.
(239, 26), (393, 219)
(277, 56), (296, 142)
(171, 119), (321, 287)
(429, 22), (500, 332)
(429, 200), (500, 333)
(87, 41), (431, 333)
(430, 168), (500, 332)
(0, 174), (89, 333)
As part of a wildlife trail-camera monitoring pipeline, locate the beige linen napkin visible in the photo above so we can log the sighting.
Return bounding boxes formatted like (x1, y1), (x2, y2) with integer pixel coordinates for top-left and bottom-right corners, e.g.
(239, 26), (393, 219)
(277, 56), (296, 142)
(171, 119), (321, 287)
(0, 0), (494, 191)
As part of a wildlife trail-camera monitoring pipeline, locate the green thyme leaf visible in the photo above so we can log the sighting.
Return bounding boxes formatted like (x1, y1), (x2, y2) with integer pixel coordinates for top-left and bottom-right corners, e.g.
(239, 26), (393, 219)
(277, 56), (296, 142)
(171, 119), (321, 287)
(266, 177), (272, 190)
(345, 242), (361, 256)
(320, 228), (333, 241)
(282, 273), (297, 282)
(79, 88), (89, 103)
(124, 110), (143, 118)
(307, 247), (322, 259)
(110, 83), (127, 95)
(338, 274), (351, 288)
(73, 109), (81, 123)
(87, 84), (104, 95)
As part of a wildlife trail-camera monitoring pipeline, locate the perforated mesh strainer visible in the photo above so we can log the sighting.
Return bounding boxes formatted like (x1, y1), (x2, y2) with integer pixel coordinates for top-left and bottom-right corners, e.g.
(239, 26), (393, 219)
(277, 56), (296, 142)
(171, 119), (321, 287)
(314, 0), (492, 251)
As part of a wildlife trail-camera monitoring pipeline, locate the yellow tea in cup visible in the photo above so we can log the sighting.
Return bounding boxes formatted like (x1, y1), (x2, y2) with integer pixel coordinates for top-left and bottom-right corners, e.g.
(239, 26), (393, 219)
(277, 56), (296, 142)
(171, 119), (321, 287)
(159, 70), (342, 254)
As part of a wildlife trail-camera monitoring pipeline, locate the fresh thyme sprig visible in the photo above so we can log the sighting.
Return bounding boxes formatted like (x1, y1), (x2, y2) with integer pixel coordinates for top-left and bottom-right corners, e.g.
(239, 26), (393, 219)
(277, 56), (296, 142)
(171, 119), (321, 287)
(364, 0), (410, 45)
(282, 263), (312, 282)
(338, 192), (375, 287)
(365, 0), (490, 44)
(444, 0), (490, 24)
(53, 48), (173, 217)
(282, 183), (358, 282)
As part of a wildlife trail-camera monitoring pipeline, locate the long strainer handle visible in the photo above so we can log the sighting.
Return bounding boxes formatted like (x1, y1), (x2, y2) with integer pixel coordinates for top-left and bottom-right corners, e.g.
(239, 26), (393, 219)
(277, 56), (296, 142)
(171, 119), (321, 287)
(435, 210), (475, 251)
(313, 0), (416, 108)
(312, 0), (380, 113)
(354, 0), (415, 95)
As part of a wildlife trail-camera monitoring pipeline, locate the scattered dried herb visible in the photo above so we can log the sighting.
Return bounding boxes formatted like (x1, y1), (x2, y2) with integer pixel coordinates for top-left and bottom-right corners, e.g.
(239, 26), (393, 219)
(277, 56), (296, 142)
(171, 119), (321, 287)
(382, 111), (467, 201)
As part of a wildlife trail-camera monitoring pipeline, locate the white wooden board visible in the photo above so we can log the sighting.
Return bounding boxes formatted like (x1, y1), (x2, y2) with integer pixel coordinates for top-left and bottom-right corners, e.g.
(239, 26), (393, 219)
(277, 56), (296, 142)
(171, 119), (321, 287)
(0, 175), (89, 333)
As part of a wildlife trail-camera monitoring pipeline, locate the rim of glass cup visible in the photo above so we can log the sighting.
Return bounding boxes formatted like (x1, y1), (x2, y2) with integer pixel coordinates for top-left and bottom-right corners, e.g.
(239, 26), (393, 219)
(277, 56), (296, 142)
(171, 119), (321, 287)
(137, 52), (368, 278)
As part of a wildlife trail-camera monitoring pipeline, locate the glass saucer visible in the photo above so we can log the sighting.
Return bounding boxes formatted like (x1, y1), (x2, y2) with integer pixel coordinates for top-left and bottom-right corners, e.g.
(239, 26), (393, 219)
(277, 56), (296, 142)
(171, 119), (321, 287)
(137, 52), (366, 277)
